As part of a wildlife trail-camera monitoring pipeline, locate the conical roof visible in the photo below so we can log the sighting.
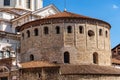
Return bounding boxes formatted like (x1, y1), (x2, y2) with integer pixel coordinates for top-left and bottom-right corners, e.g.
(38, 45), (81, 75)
(46, 11), (90, 19)
(18, 11), (111, 31)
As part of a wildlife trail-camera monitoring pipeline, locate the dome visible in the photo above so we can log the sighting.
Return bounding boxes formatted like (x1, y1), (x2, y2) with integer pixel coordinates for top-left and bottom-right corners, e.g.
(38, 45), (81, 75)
(45, 11), (90, 19)
(18, 11), (111, 31)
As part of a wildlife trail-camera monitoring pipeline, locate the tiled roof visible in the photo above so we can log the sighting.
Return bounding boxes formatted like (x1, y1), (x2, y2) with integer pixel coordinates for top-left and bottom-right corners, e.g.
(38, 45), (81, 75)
(60, 64), (120, 75)
(20, 61), (59, 69)
(46, 11), (90, 19)
(20, 61), (120, 75)
(18, 11), (111, 31)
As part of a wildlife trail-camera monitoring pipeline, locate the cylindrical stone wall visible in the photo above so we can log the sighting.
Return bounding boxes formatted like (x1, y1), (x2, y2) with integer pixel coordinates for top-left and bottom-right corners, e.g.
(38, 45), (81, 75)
(19, 15), (111, 66)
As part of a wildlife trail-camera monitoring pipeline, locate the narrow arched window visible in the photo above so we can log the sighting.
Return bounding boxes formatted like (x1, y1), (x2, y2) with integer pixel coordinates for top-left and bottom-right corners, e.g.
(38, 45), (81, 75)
(79, 26), (84, 34)
(22, 33), (24, 39)
(30, 54), (34, 61)
(34, 28), (38, 36)
(99, 29), (102, 36)
(67, 26), (72, 33)
(55, 26), (60, 34)
(105, 31), (108, 37)
(26, 30), (30, 38)
(64, 52), (70, 63)
(93, 52), (98, 64)
(44, 27), (49, 34)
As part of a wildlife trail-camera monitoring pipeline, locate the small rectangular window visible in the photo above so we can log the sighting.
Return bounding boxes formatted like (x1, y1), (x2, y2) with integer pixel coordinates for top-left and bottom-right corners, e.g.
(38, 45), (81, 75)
(4, 0), (10, 6)
(27, 0), (31, 9)
(56, 26), (60, 34)
(67, 26), (72, 33)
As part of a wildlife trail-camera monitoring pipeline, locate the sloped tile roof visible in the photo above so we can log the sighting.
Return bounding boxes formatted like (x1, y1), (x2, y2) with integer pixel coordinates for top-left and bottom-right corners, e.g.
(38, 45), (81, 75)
(20, 62), (120, 75)
(46, 11), (90, 19)
(18, 11), (111, 31)
(20, 61), (59, 69)
(60, 64), (120, 75)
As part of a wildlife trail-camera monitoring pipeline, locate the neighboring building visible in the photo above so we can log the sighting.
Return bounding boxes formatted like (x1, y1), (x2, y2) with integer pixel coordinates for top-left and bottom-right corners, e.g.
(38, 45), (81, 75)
(112, 58), (120, 68)
(0, 0), (43, 11)
(112, 44), (120, 68)
(112, 44), (120, 57)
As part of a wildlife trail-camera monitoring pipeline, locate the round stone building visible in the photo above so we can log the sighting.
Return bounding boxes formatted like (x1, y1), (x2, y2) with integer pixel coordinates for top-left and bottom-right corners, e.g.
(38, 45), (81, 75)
(19, 11), (111, 66)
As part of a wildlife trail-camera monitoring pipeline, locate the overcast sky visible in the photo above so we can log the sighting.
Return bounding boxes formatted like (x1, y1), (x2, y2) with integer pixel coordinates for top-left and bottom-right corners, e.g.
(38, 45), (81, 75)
(44, 0), (120, 48)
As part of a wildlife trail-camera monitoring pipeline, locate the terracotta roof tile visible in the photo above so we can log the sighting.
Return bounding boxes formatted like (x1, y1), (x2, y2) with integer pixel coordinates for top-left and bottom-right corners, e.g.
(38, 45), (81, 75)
(46, 11), (90, 19)
(20, 61), (59, 69)
(18, 11), (111, 31)
(60, 64), (120, 75)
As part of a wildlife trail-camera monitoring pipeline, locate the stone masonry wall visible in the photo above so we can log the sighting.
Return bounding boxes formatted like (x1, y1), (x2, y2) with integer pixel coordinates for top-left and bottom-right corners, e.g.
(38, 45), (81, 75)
(20, 20), (111, 66)
(18, 67), (120, 80)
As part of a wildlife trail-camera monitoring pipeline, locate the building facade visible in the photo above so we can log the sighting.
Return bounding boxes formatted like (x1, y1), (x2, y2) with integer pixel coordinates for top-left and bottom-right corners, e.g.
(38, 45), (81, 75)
(112, 44), (120, 68)
(0, 0), (43, 11)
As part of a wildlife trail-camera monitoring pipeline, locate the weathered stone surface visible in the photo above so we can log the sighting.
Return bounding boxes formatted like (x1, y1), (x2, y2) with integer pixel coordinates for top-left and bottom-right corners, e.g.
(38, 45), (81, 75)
(20, 21), (111, 66)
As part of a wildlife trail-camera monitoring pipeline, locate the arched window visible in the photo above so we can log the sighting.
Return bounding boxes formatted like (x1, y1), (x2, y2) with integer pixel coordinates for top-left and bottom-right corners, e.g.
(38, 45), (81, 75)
(99, 29), (102, 36)
(79, 26), (84, 34)
(55, 26), (60, 34)
(30, 54), (34, 61)
(93, 52), (98, 64)
(67, 26), (72, 33)
(27, 30), (30, 38)
(105, 31), (108, 37)
(22, 33), (24, 39)
(64, 52), (70, 63)
(34, 28), (38, 36)
(4, 0), (10, 6)
(44, 27), (49, 34)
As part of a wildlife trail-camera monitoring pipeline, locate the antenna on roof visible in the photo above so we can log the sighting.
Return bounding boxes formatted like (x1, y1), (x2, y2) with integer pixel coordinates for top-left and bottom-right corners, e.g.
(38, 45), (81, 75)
(64, 0), (67, 11)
